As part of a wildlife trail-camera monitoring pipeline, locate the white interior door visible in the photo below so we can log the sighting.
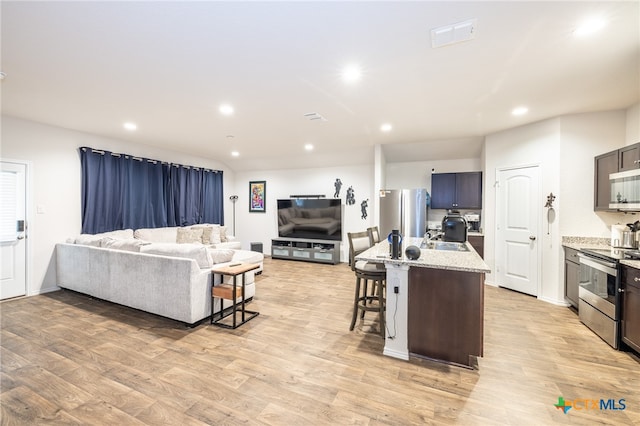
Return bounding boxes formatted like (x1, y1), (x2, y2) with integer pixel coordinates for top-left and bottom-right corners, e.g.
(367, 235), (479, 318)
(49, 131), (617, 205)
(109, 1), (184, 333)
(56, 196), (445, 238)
(495, 166), (540, 296)
(1, 161), (27, 300)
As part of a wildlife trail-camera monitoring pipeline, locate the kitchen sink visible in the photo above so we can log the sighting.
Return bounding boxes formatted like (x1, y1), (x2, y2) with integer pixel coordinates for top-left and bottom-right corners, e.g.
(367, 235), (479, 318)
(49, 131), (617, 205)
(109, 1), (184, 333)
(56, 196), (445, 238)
(421, 241), (470, 252)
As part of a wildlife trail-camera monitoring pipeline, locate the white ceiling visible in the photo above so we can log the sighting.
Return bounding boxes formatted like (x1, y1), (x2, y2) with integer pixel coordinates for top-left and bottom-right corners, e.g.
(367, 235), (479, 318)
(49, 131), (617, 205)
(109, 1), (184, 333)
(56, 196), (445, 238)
(1, 1), (638, 171)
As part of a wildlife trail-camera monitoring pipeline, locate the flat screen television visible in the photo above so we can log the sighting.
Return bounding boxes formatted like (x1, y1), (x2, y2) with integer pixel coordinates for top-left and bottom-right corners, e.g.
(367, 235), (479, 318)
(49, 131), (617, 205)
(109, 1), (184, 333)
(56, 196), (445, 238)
(277, 198), (342, 241)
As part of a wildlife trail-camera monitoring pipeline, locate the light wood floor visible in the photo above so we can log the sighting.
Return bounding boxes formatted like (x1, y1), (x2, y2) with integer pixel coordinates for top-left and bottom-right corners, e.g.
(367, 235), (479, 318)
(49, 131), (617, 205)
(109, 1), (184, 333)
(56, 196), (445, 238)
(2, 257), (639, 425)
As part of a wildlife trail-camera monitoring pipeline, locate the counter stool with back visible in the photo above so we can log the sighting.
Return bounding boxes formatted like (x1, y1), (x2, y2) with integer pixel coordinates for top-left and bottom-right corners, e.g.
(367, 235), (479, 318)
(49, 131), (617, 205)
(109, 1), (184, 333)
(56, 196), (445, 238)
(347, 231), (386, 337)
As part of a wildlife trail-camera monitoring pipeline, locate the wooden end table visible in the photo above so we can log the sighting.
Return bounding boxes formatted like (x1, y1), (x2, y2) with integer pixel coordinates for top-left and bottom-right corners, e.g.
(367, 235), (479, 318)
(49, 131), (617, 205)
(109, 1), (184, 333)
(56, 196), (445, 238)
(211, 262), (259, 329)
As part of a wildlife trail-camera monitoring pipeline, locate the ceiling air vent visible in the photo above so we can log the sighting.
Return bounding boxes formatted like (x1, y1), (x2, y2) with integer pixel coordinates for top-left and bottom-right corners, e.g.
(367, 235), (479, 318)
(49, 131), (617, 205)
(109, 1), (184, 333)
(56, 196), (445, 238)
(304, 112), (327, 122)
(431, 19), (477, 48)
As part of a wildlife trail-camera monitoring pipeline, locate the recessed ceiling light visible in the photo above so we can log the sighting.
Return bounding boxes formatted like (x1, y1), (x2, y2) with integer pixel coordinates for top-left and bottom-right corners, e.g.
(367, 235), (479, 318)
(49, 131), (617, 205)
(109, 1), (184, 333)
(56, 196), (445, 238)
(574, 17), (606, 36)
(304, 144), (314, 151)
(231, 151), (239, 157)
(219, 104), (234, 116)
(511, 106), (529, 116)
(123, 122), (137, 131)
(380, 123), (393, 132)
(342, 65), (362, 83)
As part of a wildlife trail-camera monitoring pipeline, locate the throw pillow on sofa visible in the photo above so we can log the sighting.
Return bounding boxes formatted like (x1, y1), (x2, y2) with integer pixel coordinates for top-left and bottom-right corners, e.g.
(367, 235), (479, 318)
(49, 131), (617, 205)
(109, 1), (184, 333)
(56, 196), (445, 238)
(191, 224), (222, 244)
(140, 243), (213, 269)
(176, 227), (204, 244)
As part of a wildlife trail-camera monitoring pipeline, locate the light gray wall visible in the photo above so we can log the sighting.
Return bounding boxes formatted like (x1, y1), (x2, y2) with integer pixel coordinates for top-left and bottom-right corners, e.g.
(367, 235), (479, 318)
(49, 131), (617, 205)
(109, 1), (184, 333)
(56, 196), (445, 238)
(1, 115), (235, 295)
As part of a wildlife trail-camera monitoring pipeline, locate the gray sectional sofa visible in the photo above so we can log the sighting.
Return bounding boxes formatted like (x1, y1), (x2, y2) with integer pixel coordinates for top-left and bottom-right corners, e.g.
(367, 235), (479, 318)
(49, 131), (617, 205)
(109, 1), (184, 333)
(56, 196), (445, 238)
(55, 225), (263, 325)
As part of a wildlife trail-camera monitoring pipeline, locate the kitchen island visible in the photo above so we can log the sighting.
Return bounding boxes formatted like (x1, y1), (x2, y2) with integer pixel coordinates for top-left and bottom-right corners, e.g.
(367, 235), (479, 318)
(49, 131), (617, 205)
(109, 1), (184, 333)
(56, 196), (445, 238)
(356, 237), (490, 368)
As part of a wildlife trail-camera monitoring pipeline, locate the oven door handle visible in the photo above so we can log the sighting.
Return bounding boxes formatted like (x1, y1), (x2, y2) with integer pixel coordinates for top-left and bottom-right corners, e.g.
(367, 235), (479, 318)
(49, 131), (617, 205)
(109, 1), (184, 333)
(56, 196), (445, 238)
(577, 253), (617, 275)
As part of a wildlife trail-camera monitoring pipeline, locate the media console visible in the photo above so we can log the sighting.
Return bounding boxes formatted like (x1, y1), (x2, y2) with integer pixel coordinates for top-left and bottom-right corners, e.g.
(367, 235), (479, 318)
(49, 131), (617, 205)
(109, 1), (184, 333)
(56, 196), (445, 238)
(271, 238), (340, 265)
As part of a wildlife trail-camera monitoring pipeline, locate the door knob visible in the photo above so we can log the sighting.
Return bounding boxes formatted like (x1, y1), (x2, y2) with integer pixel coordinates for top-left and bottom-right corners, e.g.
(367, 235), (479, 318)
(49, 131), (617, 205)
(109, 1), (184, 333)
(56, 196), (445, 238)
(529, 236), (536, 241)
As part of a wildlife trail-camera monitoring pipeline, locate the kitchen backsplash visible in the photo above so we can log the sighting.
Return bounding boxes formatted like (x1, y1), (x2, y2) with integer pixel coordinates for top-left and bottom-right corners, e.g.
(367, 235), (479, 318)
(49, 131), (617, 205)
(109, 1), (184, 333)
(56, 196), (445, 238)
(562, 236), (610, 246)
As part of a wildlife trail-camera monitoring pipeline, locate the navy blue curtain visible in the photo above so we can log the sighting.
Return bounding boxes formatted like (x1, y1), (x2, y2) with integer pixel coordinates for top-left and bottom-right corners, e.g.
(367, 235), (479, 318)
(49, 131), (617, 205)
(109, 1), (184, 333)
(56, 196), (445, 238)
(167, 165), (201, 226)
(123, 158), (168, 230)
(81, 149), (126, 233)
(166, 165), (224, 226)
(202, 169), (224, 224)
(80, 147), (223, 234)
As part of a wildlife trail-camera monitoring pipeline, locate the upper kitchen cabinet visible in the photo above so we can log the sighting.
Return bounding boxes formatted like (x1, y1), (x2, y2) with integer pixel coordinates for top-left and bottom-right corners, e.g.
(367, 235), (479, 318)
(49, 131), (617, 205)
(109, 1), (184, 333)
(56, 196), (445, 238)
(594, 150), (619, 210)
(594, 142), (640, 211)
(431, 172), (482, 210)
(619, 144), (640, 171)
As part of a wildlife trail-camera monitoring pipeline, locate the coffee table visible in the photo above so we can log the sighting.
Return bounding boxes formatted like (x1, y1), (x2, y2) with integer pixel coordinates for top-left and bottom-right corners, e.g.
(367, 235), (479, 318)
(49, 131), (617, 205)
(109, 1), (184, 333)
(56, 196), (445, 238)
(211, 262), (259, 329)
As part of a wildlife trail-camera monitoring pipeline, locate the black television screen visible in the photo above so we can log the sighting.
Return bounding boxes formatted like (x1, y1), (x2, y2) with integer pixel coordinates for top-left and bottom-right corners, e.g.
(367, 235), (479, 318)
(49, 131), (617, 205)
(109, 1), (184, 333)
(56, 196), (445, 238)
(277, 199), (342, 241)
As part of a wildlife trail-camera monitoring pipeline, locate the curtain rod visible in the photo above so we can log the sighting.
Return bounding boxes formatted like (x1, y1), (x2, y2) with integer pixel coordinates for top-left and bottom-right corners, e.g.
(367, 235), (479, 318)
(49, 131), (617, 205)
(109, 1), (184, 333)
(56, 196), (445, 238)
(80, 146), (222, 173)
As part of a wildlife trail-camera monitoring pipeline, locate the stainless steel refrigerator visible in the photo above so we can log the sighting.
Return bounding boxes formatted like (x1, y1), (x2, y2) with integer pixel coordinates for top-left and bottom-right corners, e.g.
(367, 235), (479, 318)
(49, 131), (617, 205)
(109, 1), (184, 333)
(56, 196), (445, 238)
(379, 189), (428, 240)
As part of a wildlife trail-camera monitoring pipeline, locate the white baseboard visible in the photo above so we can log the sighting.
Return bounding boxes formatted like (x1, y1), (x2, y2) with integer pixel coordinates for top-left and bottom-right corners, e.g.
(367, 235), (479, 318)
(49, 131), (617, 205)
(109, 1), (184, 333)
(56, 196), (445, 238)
(538, 295), (571, 307)
(383, 347), (409, 361)
(483, 279), (498, 287)
(30, 286), (60, 296)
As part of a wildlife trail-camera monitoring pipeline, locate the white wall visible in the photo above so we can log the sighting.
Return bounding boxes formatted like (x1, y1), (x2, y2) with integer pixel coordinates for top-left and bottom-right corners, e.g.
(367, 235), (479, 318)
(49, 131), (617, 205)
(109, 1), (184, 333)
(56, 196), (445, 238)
(233, 164), (374, 262)
(386, 158), (482, 227)
(1, 115), (235, 295)
(3, 103), (636, 298)
(484, 110), (628, 306)
(385, 158), (481, 190)
(484, 117), (562, 304)
(626, 102), (640, 144)
(559, 111), (627, 239)
(373, 144), (386, 229)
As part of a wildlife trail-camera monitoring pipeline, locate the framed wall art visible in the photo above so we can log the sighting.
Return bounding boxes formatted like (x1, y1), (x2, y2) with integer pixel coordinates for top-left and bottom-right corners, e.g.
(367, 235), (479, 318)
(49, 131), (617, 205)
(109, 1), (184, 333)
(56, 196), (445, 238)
(249, 180), (266, 213)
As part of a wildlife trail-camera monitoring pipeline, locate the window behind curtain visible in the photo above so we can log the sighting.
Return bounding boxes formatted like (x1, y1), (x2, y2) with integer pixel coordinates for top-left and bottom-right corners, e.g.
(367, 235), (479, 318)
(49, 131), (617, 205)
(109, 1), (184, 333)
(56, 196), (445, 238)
(80, 147), (224, 234)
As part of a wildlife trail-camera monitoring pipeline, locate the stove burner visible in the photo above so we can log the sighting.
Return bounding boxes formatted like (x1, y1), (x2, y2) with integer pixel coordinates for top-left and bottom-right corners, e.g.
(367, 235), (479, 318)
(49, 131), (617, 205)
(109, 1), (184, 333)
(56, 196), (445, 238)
(624, 250), (640, 260)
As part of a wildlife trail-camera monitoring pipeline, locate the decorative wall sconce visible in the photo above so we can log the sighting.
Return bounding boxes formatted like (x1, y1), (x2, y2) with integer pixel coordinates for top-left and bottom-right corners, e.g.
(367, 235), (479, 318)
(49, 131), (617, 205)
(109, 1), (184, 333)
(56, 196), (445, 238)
(545, 193), (556, 235)
(544, 193), (556, 208)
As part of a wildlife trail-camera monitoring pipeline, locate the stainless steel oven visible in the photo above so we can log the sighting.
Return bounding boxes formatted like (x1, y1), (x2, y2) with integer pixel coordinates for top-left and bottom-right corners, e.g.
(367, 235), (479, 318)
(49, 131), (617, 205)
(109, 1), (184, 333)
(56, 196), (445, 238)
(577, 249), (620, 349)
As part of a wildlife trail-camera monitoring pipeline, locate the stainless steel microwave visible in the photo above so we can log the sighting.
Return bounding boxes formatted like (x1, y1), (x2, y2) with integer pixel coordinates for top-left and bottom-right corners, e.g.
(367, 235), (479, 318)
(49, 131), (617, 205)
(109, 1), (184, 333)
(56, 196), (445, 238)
(610, 168), (640, 210)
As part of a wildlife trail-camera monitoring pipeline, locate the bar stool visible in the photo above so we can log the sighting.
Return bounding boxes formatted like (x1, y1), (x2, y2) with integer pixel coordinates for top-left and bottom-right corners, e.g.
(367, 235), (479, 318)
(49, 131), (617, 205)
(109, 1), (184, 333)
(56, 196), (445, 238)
(367, 226), (381, 246)
(347, 231), (386, 337)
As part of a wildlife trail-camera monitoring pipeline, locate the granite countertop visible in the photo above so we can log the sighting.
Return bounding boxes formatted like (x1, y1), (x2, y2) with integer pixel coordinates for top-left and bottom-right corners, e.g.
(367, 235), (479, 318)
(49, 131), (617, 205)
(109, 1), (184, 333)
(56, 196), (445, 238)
(562, 235), (640, 269)
(620, 259), (640, 269)
(355, 237), (490, 274)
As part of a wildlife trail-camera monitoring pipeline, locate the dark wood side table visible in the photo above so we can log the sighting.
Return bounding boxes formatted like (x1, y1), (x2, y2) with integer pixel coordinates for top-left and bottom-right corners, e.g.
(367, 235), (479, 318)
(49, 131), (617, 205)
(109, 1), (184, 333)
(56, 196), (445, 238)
(211, 263), (259, 329)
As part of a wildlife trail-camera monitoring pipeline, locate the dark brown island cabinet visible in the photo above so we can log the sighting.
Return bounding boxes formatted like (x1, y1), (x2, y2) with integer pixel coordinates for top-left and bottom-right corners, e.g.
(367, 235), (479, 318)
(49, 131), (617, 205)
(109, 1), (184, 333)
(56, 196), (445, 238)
(563, 247), (580, 309)
(620, 265), (640, 353)
(407, 267), (484, 367)
(430, 172), (482, 210)
(594, 142), (640, 211)
(468, 234), (484, 259)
